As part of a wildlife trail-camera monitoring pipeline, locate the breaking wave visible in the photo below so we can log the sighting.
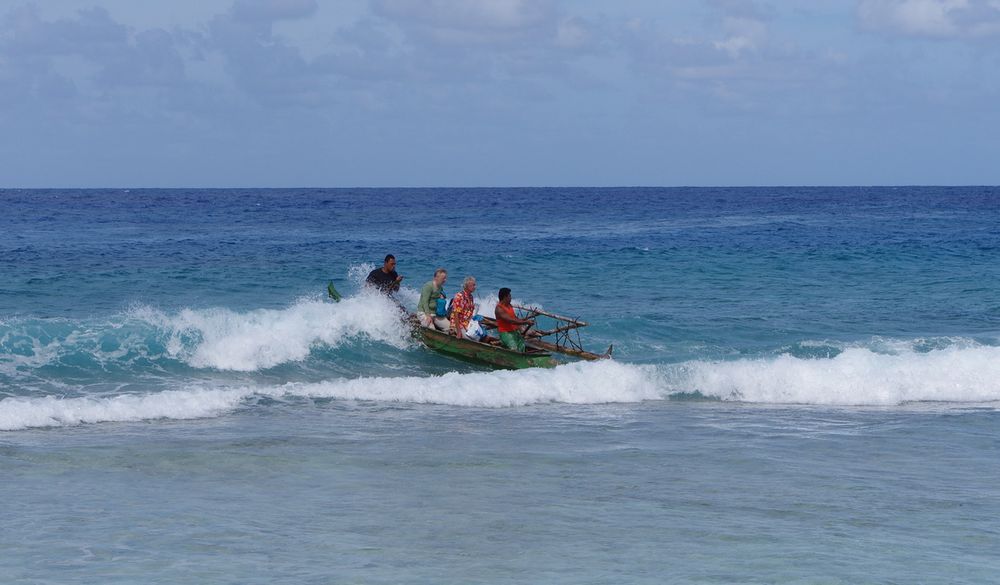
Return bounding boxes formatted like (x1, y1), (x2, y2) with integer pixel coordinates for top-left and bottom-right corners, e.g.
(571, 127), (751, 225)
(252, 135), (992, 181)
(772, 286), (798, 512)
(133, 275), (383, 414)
(665, 341), (1000, 406)
(0, 360), (658, 430)
(4, 340), (1000, 430)
(0, 294), (413, 377)
(141, 294), (411, 371)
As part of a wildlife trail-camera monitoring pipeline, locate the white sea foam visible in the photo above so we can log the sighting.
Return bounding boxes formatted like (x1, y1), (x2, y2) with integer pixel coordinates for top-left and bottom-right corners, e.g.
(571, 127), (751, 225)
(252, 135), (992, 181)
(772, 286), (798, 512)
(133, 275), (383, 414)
(270, 359), (660, 407)
(134, 294), (412, 371)
(0, 388), (247, 431)
(666, 344), (1000, 405)
(0, 334), (63, 378)
(4, 341), (1000, 431)
(0, 360), (660, 430)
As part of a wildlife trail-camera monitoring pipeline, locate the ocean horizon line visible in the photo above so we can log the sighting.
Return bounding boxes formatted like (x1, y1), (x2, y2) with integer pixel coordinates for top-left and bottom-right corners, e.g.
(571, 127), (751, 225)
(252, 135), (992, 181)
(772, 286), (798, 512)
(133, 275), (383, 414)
(3, 184), (998, 191)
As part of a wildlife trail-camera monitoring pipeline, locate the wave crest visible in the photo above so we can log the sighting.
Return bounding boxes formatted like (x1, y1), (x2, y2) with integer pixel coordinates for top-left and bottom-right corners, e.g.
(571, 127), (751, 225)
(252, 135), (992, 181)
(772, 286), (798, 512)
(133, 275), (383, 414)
(275, 359), (660, 407)
(665, 343), (1000, 405)
(0, 361), (660, 430)
(142, 295), (412, 371)
(4, 338), (1000, 431)
(0, 295), (413, 377)
(0, 388), (247, 431)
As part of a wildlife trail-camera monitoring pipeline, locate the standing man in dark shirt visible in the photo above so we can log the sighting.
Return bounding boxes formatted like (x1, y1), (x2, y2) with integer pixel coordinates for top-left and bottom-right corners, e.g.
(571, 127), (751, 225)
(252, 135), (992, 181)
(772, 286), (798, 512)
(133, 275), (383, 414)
(366, 254), (403, 293)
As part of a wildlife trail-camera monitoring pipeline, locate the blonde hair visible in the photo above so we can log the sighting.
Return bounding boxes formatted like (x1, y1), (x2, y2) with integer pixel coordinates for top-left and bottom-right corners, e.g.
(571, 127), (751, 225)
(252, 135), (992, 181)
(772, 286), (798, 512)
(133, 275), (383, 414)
(434, 268), (447, 277)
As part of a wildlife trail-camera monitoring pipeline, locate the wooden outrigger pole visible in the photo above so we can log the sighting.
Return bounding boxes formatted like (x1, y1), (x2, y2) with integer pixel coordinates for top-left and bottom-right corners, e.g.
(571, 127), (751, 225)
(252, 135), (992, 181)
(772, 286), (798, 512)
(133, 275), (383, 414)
(513, 305), (588, 326)
(514, 305), (588, 336)
(526, 338), (612, 361)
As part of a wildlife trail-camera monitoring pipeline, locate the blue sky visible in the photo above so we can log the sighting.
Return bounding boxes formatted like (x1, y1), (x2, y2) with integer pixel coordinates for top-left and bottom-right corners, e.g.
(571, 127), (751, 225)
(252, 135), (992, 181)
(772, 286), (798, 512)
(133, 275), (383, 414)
(2, 0), (999, 187)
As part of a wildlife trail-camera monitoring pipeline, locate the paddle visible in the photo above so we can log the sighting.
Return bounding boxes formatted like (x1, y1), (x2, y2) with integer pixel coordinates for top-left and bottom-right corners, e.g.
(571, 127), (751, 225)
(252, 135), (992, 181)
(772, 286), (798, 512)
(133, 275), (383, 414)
(327, 281), (342, 302)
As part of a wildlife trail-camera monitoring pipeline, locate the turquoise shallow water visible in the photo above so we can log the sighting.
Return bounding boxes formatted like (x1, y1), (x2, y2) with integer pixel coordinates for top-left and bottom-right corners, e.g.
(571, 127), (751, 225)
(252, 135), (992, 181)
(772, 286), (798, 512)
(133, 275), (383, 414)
(2, 187), (1000, 583)
(4, 403), (999, 584)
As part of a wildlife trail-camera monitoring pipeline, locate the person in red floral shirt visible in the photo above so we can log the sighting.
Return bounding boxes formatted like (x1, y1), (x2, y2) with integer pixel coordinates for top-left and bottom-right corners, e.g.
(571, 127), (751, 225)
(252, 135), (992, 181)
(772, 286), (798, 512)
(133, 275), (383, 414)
(450, 276), (478, 339)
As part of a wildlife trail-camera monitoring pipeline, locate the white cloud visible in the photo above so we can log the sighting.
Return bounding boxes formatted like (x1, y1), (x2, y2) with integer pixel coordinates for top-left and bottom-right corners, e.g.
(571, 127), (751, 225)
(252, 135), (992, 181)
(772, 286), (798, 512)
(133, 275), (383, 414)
(0, 3), (195, 111)
(230, 0), (317, 24)
(555, 16), (592, 49)
(713, 15), (769, 57)
(619, 1), (782, 90)
(368, 0), (559, 48)
(318, 0), (607, 93)
(858, 0), (1000, 38)
(372, 0), (552, 33)
(1, 4), (127, 58)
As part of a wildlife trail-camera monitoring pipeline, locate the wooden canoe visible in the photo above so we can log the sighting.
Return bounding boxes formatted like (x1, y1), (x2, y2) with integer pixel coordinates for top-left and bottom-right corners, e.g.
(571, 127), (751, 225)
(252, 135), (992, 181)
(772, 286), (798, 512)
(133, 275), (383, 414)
(416, 325), (557, 370)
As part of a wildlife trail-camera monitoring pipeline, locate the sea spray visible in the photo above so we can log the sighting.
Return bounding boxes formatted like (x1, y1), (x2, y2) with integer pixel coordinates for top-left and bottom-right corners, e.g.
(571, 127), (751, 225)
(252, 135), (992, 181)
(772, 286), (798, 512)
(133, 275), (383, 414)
(151, 294), (413, 371)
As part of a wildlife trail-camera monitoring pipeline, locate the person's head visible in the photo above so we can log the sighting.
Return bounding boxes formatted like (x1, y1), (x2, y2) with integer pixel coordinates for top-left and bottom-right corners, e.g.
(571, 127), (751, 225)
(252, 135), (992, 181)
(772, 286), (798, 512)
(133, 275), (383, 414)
(383, 254), (396, 272)
(463, 276), (477, 293)
(498, 287), (511, 303)
(433, 268), (448, 286)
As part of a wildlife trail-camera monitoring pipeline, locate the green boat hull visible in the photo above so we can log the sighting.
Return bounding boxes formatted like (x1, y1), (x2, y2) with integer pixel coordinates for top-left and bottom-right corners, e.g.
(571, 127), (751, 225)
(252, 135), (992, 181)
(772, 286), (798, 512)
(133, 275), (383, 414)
(418, 326), (556, 370)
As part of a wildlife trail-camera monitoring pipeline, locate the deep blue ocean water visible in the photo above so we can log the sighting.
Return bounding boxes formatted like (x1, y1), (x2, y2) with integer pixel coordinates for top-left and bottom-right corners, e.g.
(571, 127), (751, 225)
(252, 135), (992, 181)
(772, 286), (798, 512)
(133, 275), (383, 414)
(2, 187), (999, 583)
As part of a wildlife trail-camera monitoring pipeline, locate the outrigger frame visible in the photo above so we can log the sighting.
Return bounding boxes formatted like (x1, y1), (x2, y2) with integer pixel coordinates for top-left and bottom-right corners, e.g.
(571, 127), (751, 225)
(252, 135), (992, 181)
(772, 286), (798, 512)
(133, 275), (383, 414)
(480, 304), (612, 362)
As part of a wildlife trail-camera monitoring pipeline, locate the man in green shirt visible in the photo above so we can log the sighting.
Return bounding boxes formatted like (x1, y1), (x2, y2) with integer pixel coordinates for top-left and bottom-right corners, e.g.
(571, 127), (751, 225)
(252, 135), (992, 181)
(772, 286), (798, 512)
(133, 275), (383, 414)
(417, 268), (450, 331)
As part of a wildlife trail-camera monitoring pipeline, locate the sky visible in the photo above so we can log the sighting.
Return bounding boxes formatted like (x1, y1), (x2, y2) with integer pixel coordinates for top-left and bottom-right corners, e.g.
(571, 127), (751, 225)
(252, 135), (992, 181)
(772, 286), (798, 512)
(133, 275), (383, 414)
(1, 0), (999, 187)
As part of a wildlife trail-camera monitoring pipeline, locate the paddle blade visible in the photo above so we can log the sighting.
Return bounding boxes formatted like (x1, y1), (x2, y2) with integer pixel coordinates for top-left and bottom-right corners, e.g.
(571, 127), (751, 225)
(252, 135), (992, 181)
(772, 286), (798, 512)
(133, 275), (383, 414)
(327, 281), (342, 302)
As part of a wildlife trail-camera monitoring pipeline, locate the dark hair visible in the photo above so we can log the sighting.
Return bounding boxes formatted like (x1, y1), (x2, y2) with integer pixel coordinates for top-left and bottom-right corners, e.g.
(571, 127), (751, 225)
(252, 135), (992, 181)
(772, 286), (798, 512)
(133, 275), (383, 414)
(498, 287), (511, 300)
(384, 254), (395, 263)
